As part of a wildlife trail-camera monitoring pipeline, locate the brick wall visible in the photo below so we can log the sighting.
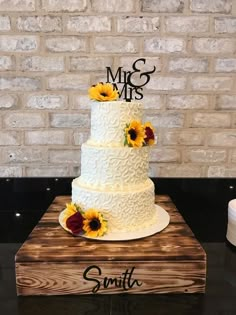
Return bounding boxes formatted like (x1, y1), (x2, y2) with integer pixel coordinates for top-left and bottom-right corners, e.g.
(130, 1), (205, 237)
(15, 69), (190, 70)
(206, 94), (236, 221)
(0, 0), (236, 177)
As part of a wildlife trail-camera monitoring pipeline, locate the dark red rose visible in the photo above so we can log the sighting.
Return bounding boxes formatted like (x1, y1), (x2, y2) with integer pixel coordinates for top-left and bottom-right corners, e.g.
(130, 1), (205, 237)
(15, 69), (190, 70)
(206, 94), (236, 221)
(66, 212), (84, 235)
(144, 126), (155, 145)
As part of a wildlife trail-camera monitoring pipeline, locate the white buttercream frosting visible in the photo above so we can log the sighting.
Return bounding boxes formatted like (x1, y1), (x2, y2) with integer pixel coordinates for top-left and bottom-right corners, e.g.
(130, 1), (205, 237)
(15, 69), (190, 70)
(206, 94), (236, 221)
(88, 100), (143, 146)
(79, 143), (150, 189)
(71, 99), (156, 233)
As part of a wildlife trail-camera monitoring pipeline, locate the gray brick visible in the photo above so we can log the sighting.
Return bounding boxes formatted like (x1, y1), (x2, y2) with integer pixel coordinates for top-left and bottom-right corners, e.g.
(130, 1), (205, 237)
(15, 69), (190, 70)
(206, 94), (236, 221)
(146, 112), (185, 128)
(47, 74), (89, 91)
(72, 94), (90, 110)
(45, 36), (86, 52)
(192, 38), (235, 54)
(184, 149), (227, 163)
(50, 113), (90, 128)
(19, 56), (64, 72)
(148, 163), (161, 177)
(0, 166), (22, 177)
(232, 150), (236, 163)
(72, 166), (81, 176)
(150, 147), (180, 163)
(0, 35), (38, 52)
(0, 56), (14, 71)
(0, 131), (21, 145)
(162, 130), (203, 145)
(0, 16), (11, 31)
(147, 76), (186, 91)
(92, 73), (114, 86)
(191, 76), (233, 91)
(17, 16), (62, 32)
(144, 37), (186, 53)
(167, 95), (208, 109)
(191, 112), (231, 127)
(168, 58), (208, 73)
(117, 16), (160, 33)
(49, 150), (80, 163)
(42, 0), (87, 12)
(216, 95), (236, 110)
(26, 94), (67, 109)
(4, 112), (45, 128)
(70, 56), (112, 71)
(2, 147), (45, 163)
(215, 17), (236, 34)
(0, 0), (35, 11)
(208, 166), (236, 177)
(233, 114), (236, 128)
(159, 165), (202, 177)
(215, 58), (236, 72)
(165, 16), (209, 33)
(91, 0), (135, 12)
(142, 95), (163, 110)
(142, 0), (184, 13)
(73, 131), (89, 145)
(0, 94), (18, 109)
(94, 37), (138, 53)
(190, 0), (232, 13)
(0, 77), (41, 91)
(25, 130), (67, 145)
(67, 16), (111, 32)
(26, 166), (69, 177)
(208, 131), (236, 147)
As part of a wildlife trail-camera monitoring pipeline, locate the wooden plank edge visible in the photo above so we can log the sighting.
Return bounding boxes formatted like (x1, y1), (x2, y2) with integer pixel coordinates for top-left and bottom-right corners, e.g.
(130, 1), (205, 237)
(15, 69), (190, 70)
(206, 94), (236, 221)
(15, 260), (206, 296)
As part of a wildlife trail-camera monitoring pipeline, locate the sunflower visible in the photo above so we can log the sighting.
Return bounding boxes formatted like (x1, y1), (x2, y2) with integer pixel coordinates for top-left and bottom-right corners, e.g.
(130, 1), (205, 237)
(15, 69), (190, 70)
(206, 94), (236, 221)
(144, 122), (155, 146)
(124, 120), (145, 147)
(88, 82), (119, 101)
(83, 209), (107, 237)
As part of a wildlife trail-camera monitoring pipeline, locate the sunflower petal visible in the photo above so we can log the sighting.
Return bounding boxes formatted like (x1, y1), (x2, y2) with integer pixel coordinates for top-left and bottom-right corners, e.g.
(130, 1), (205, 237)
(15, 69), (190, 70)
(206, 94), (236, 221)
(83, 208), (107, 237)
(124, 120), (145, 148)
(88, 83), (119, 102)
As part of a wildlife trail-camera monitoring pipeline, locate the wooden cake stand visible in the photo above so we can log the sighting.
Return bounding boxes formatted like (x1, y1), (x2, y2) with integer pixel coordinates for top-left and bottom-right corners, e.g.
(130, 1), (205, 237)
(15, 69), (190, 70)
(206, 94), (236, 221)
(15, 195), (206, 295)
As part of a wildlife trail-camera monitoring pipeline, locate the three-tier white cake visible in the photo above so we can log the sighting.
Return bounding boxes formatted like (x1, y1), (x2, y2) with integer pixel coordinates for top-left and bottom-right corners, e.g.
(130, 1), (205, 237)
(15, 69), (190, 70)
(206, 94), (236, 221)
(72, 100), (157, 233)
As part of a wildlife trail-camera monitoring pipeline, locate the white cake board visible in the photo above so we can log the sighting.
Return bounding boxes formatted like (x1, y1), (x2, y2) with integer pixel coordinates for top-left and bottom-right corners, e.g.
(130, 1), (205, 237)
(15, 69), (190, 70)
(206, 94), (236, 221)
(59, 204), (170, 241)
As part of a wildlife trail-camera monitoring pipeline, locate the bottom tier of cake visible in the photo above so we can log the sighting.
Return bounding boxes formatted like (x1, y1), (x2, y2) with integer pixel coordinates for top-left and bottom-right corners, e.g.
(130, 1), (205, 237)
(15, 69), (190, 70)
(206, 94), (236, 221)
(72, 178), (156, 232)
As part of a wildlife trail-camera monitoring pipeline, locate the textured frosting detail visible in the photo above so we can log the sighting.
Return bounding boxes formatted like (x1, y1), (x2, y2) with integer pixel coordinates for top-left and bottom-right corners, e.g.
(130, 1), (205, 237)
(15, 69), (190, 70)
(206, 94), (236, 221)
(72, 179), (156, 232)
(89, 101), (143, 146)
(79, 144), (150, 189)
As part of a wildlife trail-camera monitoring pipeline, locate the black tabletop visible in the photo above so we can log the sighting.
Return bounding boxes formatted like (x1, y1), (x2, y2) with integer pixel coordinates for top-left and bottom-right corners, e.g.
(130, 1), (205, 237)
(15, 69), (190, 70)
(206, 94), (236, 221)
(1, 178), (236, 315)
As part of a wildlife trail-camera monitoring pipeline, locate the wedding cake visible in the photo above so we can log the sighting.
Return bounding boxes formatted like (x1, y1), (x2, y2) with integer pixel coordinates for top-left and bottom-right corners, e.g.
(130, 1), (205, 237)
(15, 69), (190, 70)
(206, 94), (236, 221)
(60, 83), (159, 239)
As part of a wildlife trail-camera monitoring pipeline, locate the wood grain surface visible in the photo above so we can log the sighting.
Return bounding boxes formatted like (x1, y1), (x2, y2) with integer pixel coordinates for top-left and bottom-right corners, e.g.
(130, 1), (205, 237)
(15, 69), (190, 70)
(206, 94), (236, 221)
(15, 195), (207, 295)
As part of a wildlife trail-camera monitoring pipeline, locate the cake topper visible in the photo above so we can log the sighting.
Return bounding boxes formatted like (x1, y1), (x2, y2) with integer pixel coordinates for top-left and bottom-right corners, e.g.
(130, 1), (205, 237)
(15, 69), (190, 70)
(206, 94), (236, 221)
(106, 58), (156, 101)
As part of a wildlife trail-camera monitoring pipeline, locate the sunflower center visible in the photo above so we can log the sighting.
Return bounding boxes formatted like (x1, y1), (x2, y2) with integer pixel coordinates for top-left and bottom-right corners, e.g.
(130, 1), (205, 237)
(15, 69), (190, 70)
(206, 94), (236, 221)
(101, 92), (108, 97)
(128, 128), (137, 140)
(89, 218), (101, 231)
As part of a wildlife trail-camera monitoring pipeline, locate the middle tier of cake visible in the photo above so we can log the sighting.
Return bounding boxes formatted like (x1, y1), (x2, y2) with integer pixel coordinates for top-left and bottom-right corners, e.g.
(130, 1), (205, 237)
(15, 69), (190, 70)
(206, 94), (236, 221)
(78, 143), (150, 189)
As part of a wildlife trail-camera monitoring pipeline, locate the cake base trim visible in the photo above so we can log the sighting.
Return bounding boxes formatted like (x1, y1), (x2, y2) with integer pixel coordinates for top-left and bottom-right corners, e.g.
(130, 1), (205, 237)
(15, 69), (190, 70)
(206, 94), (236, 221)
(58, 204), (170, 241)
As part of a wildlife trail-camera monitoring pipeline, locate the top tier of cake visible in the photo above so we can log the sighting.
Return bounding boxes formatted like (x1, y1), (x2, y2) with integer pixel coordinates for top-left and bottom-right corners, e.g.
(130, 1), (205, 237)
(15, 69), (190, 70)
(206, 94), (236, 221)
(87, 101), (143, 146)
